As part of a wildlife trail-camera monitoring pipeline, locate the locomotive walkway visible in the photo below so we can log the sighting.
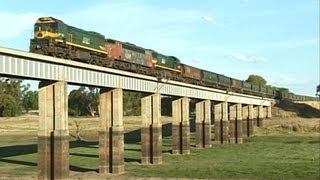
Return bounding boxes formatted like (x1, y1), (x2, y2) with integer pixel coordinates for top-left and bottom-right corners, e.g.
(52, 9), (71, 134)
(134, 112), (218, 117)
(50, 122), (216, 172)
(0, 46), (273, 179)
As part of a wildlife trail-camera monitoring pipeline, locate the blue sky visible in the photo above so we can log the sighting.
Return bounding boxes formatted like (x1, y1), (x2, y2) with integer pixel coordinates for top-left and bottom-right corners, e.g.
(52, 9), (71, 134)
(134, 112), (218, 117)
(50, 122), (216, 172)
(0, 0), (319, 96)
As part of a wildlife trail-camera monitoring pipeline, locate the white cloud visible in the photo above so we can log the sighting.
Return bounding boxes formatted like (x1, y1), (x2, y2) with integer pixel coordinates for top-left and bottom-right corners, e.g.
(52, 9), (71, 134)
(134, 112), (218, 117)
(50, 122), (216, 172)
(202, 15), (214, 22)
(201, 15), (225, 27)
(0, 12), (40, 39)
(230, 53), (267, 62)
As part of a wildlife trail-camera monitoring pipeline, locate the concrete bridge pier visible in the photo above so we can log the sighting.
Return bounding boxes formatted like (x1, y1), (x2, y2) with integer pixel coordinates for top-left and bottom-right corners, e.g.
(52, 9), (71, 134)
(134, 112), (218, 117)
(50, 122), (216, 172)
(195, 100), (211, 148)
(214, 102), (229, 144)
(257, 105), (264, 127)
(266, 106), (272, 119)
(248, 104), (254, 136)
(263, 106), (268, 119)
(253, 106), (259, 126)
(99, 88), (124, 174)
(38, 81), (69, 180)
(172, 97), (190, 154)
(242, 105), (249, 138)
(141, 93), (162, 164)
(229, 104), (243, 144)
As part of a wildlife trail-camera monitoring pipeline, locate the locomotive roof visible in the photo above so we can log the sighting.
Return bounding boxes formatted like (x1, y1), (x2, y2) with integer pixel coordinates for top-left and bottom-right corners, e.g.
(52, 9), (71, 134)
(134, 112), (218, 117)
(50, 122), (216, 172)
(36, 17), (105, 38)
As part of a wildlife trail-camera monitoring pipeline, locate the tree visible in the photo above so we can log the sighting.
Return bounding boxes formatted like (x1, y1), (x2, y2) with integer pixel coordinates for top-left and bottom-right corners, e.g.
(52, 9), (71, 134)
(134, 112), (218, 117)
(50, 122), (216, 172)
(0, 94), (21, 117)
(87, 87), (99, 117)
(246, 74), (267, 86)
(277, 87), (289, 92)
(68, 87), (146, 117)
(69, 87), (88, 116)
(68, 86), (100, 117)
(22, 90), (38, 112)
(123, 91), (144, 116)
(0, 78), (28, 116)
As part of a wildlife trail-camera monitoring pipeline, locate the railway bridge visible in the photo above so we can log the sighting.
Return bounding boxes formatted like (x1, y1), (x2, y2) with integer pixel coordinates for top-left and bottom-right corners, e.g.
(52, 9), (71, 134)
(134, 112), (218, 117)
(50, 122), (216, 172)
(0, 46), (273, 179)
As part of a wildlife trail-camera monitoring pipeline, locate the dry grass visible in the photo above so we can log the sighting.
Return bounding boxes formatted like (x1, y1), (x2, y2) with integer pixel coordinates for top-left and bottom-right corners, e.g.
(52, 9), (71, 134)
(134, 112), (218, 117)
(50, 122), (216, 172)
(254, 117), (320, 136)
(0, 114), (173, 142)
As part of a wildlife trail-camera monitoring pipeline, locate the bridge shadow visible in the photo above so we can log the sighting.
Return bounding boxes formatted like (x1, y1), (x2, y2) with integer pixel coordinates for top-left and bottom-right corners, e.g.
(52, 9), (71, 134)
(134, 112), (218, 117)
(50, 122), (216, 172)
(0, 122), (178, 173)
(275, 100), (320, 118)
(0, 141), (100, 173)
(0, 116), (200, 172)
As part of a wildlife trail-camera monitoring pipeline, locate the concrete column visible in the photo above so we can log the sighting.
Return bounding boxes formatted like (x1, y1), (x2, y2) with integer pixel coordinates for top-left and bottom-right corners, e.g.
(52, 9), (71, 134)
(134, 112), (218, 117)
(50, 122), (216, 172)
(214, 102), (229, 144)
(195, 100), (211, 148)
(242, 105), (249, 138)
(263, 106), (268, 119)
(267, 106), (272, 119)
(229, 104), (237, 144)
(253, 106), (259, 126)
(38, 81), (69, 180)
(229, 104), (243, 144)
(172, 97), (190, 155)
(257, 105), (264, 127)
(236, 104), (243, 143)
(222, 102), (229, 143)
(248, 104), (254, 136)
(99, 88), (124, 174)
(214, 103), (222, 143)
(141, 93), (162, 164)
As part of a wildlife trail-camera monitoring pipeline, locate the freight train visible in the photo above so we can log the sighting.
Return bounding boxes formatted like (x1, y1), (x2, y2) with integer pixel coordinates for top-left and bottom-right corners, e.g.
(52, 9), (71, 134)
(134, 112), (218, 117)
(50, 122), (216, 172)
(29, 17), (316, 101)
(276, 89), (319, 101)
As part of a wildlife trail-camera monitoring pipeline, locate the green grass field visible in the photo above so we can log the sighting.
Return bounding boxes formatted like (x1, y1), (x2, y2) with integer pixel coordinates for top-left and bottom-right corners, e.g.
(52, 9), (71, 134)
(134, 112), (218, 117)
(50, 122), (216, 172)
(0, 131), (319, 179)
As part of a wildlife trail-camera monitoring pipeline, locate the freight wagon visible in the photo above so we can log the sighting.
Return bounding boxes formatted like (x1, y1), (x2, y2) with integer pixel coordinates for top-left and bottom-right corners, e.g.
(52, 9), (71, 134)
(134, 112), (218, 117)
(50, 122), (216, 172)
(181, 64), (202, 84)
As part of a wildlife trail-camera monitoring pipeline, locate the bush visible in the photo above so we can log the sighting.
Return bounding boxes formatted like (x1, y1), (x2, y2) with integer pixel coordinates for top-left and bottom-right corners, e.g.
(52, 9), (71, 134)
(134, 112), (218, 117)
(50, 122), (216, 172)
(0, 94), (21, 117)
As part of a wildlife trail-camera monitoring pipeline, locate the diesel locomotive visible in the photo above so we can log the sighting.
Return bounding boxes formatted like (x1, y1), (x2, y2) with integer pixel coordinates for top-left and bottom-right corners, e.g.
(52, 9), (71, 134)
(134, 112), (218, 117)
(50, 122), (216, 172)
(30, 17), (317, 101)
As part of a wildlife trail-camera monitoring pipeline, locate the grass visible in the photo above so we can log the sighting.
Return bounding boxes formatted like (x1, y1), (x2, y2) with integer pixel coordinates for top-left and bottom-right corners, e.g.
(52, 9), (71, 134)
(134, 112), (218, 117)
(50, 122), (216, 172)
(125, 134), (320, 179)
(0, 132), (319, 179)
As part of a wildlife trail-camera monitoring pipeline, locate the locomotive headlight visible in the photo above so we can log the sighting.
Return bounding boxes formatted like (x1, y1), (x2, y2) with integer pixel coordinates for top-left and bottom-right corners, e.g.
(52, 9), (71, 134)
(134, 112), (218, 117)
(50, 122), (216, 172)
(36, 32), (43, 38)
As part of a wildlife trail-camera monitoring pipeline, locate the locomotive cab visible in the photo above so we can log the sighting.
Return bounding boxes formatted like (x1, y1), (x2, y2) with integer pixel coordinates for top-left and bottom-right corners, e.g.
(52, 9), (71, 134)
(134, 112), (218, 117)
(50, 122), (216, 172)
(30, 17), (66, 55)
(30, 16), (107, 61)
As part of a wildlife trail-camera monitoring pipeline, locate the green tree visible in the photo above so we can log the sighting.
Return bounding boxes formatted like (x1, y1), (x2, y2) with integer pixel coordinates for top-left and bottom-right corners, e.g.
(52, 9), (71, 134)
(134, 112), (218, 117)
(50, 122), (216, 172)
(69, 87), (87, 116)
(87, 87), (99, 117)
(68, 87), (100, 116)
(246, 74), (267, 86)
(22, 90), (38, 112)
(277, 87), (289, 92)
(0, 78), (28, 116)
(0, 94), (21, 117)
(123, 91), (144, 116)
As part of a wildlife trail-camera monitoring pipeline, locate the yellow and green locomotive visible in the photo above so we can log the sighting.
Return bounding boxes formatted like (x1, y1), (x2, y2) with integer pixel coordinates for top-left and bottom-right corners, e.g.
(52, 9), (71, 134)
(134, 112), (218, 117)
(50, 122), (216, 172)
(30, 17), (107, 64)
